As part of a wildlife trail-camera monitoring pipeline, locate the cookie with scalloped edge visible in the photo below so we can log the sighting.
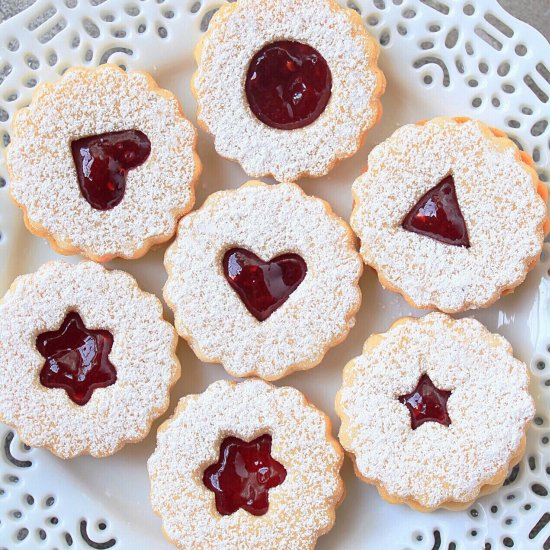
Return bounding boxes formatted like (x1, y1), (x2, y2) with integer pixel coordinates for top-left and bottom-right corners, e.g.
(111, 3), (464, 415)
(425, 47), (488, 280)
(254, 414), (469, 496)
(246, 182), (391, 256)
(148, 378), (344, 549)
(6, 64), (201, 262)
(351, 116), (549, 312)
(164, 180), (363, 380)
(192, 0), (385, 182)
(336, 313), (534, 511)
(0, 261), (180, 458)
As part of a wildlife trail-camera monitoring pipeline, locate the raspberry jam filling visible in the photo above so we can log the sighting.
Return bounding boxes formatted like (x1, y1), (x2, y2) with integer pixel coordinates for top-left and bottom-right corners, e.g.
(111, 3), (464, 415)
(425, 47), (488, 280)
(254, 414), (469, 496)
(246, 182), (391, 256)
(245, 40), (332, 130)
(223, 248), (307, 322)
(36, 312), (117, 406)
(399, 374), (452, 429)
(71, 129), (151, 211)
(203, 434), (287, 516)
(402, 175), (470, 247)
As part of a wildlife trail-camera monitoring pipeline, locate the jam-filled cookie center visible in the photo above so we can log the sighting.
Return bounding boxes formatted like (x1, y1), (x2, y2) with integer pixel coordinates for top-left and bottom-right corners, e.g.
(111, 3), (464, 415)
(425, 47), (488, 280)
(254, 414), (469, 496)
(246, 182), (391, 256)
(36, 311), (117, 406)
(245, 40), (332, 130)
(203, 434), (287, 516)
(402, 174), (470, 248)
(223, 248), (307, 322)
(71, 129), (151, 211)
(399, 373), (452, 429)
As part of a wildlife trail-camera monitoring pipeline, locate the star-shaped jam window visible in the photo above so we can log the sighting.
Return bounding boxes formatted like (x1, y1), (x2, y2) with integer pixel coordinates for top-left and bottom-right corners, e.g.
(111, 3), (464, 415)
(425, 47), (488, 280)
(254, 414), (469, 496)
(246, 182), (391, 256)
(36, 312), (117, 406)
(203, 434), (287, 516)
(398, 374), (452, 430)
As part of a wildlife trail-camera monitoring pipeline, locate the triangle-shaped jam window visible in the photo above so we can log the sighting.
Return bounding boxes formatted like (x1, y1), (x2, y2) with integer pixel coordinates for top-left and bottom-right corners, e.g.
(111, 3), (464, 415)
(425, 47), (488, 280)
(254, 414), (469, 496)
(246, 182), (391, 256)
(401, 174), (470, 248)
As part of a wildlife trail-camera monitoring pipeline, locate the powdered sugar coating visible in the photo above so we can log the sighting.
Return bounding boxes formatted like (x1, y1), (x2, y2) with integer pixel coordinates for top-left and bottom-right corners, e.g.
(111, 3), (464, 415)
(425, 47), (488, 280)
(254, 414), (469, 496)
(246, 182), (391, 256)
(148, 379), (344, 549)
(192, 0), (384, 182)
(164, 181), (362, 380)
(351, 117), (547, 312)
(0, 261), (180, 458)
(336, 313), (535, 510)
(6, 65), (200, 262)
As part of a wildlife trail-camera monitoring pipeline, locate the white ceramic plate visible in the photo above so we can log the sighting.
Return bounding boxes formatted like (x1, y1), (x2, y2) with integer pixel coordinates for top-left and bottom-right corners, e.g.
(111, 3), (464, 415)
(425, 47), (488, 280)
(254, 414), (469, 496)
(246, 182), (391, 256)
(0, 0), (549, 548)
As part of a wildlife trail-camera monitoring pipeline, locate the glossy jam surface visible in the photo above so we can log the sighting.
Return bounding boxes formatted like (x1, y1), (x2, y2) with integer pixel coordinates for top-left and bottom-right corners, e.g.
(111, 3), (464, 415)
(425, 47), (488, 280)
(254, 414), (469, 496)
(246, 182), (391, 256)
(223, 248), (307, 322)
(203, 434), (287, 516)
(399, 374), (452, 430)
(245, 40), (332, 130)
(402, 175), (470, 247)
(36, 312), (117, 406)
(71, 129), (151, 210)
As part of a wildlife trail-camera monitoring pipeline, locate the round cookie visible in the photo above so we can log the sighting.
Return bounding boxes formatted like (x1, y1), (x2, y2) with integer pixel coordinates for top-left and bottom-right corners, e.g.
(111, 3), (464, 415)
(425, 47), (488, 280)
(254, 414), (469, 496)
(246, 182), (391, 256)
(6, 64), (201, 262)
(164, 181), (363, 380)
(0, 261), (180, 458)
(350, 117), (548, 312)
(336, 312), (535, 511)
(192, 0), (385, 181)
(148, 379), (344, 549)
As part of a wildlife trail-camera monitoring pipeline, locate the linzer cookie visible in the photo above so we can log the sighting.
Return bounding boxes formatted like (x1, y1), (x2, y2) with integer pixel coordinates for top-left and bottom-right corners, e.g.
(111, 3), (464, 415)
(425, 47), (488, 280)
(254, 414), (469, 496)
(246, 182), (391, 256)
(0, 261), (180, 458)
(6, 64), (201, 262)
(351, 117), (548, 312)
(163, 181), (362, 380)
(192, 0), (385, 181)
(148, 379), (344, 548)
(336, 313), (534, 511)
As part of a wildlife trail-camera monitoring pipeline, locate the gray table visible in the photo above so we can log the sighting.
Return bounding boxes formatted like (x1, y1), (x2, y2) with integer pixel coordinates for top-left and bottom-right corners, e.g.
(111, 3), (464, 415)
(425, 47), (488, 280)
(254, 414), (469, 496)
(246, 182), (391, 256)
(498, 0), (549, 40)
(0, 0), (549, 41)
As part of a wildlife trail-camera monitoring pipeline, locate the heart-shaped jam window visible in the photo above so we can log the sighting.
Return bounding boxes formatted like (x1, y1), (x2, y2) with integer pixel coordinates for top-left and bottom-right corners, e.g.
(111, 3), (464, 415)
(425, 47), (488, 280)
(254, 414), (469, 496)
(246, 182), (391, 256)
(71, 129), (151, 211)
(402, 174), (470, 248)
(36, 311), (117, 406)
(223, 248), (307, 321)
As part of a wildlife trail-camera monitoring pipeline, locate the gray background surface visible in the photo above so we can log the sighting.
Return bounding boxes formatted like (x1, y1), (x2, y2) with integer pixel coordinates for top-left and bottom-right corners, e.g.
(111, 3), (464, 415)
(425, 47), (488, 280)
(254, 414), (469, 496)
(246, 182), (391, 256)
(498, 0), (549, 40)
(0, 0), (549, 41)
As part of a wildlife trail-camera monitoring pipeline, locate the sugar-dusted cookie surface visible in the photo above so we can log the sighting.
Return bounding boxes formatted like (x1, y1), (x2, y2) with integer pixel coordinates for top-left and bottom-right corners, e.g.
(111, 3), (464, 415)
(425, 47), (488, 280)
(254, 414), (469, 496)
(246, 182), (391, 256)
(0, 261), (180, 458)
(351, 117), (548, 312)
(192, 0), (385, 181)
(336, 312), (535, 511)
(6, 64), (201, 262)
(164, 181), (363, 380)
(148, 379), (344, 549)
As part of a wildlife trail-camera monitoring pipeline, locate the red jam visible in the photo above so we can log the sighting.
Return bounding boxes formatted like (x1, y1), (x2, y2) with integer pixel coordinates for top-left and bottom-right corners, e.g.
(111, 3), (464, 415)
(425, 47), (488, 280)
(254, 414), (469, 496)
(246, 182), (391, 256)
(36, 312), (117, 406)
(245, 40), (332, 130)
(399, 374), (452, 430)
(223, 248), (307, 322)
(203, 434), (287, 516)
(402, 175), (470, 247)
(71, 129), (151, 211)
